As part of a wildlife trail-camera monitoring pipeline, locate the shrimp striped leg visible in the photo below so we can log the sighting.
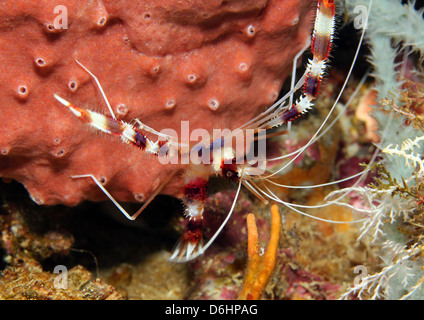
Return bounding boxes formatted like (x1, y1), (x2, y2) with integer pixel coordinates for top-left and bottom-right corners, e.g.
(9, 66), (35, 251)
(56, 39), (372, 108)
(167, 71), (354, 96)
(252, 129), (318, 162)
(53, 93), (177, 222)
(170, 165), (210, 262)
(53, 94), (173, 157)
(171, 146), (242, 262)
(265, 0), (336, 128)
(53, 60), (181, 223)
(74, 58), (179, 146)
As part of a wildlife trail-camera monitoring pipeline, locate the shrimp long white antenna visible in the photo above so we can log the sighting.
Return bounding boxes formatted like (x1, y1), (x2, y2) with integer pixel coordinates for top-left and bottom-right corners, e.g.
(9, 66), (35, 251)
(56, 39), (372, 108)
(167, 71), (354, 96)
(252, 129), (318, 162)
(242, 179), (269, 204)
(250, 180), (368, 224)
(71, 169), (179, 221)
(258, 117), (385, 221)
(74, 58), (117, 120)
(254, 128), (382, 218)
(264, 169), (369, 189)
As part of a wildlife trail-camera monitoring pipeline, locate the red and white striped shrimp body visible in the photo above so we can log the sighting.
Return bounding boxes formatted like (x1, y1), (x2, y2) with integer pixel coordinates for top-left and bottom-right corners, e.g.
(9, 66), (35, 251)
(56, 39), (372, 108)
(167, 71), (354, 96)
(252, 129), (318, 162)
(53, 0), (337, 262)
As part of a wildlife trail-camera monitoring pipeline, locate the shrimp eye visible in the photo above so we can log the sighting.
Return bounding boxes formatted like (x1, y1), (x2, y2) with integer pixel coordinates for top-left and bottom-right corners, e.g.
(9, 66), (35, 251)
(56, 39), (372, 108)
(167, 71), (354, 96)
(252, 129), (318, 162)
(221, 161), (239, 181)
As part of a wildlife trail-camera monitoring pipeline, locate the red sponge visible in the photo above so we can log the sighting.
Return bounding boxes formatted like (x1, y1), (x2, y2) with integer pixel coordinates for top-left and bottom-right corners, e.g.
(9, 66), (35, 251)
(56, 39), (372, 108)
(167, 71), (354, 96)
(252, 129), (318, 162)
(0, 0), (315, 206)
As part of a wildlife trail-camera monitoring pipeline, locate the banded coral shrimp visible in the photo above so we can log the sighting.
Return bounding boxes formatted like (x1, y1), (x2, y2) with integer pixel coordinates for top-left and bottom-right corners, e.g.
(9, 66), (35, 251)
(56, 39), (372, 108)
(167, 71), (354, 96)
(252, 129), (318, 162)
(51, 0), (379, 271)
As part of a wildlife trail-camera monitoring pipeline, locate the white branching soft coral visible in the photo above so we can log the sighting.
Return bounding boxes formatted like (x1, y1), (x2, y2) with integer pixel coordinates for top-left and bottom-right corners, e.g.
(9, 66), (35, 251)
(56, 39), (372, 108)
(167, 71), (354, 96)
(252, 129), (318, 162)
(331, 0), (424, 299)
(329, 145), (424, 299)
(383, 134), (424, 176)
(345, 0), (424, 102)
(326, 186), (415, 242)
(340, 241), (424, 299)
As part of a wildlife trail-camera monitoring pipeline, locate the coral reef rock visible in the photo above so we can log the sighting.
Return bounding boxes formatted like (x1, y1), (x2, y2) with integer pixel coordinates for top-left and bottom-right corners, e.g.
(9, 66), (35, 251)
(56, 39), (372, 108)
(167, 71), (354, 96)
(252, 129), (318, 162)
(0, 0), (315, 206)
